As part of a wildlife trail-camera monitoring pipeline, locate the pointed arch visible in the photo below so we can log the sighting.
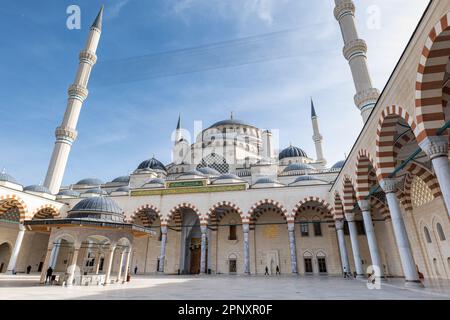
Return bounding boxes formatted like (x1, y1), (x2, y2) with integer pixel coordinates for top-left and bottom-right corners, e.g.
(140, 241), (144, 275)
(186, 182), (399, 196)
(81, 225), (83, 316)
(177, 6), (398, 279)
(207, 201), (243, 224)
(415, 12), (450, 142)
(333, 192), (344, 220)
(131, 204), (162, 227)
(169, 202), (205, 226)
(342, 177), (357, 214)
(248, 199), (287, 223)
(32, 204), (59, 220)
(291, 197), (334, 221)
(375, 105), (418, 180)
(355, 150), (378, 200)
(0, 194), (28, 222)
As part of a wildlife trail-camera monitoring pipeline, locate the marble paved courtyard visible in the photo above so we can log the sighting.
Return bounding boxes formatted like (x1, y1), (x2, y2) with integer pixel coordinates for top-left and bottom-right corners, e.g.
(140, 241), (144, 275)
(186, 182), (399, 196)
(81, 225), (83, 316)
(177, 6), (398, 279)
(1, 274), (450, 300)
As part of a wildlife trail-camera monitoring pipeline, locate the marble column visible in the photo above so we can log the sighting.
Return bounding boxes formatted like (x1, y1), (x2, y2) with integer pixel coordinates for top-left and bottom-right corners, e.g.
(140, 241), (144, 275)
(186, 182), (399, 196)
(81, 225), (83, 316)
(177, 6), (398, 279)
(358, 200), (384, 279)
(116, 249), (126, 282)
(345, 212), (364, 277)
(335, 219), (351, 275)
(158, 225), (168, 273)
(287, 222), (298, 274)
(94, 250), (102, 275)
(123, 246), (132, 283)
(243, 223), (250, 274)
(104, 245), (116, 286)
(380, 178), (423, 287)
(419, 136), (450, 216)
(66, 245), (80, 286)
(6, 224), (25, 274)
(39, 243), (54, 284)
(49, 239), (61, 269)
(200, 225), (208, 274)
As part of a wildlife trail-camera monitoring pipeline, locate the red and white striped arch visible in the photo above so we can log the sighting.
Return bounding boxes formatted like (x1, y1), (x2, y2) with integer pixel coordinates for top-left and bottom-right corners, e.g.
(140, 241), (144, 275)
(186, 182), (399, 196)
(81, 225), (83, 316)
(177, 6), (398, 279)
(355, 150), (378, 201)
(169, 202), (206, 225)
(415, 12), (450, 143)
(342, 176), (357, 214)
(376, 105), (418, 180)
(207, 201), (243, 223)
(291, 197), (334, 221)
(131, 204), (162, 226)
(31, 204), (59, 220)
(0, 194), (28, 222)
(247, 199), (288, 223)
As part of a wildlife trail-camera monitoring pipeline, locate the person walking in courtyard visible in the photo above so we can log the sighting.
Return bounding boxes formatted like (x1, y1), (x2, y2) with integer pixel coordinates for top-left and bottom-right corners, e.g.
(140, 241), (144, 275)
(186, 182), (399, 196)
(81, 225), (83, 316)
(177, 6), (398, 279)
(276, 265), (280, 275)
(134, 266), (138, 275)
(26, 265), (31, 274)
(264, 266), (269, 275)
(45, 266), (53, 284)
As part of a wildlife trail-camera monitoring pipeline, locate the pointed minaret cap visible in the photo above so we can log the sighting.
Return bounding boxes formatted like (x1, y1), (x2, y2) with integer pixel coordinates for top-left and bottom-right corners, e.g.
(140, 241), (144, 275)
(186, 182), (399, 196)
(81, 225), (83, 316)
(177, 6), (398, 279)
(91, 5), (104, 30)
(311, 98), (317, 118)
(176, 114), (181, 130)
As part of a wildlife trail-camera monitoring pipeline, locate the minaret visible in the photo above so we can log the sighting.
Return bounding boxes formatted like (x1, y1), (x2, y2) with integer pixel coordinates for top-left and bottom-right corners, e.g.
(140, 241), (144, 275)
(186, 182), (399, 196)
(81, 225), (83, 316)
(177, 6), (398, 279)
(311, 99), (326, 167)
(43, 7), (103, 194)
(262, 130), (274, 161)
(175, 114), (182, 144)
(334, 0), (379, 123)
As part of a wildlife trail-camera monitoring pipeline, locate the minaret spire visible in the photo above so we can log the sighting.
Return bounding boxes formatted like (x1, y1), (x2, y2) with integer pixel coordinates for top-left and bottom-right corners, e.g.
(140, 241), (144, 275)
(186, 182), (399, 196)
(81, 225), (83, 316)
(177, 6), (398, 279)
(43, 7), (104, 194)
(310, 98), (326, 167)
(334, 0), (379, 123)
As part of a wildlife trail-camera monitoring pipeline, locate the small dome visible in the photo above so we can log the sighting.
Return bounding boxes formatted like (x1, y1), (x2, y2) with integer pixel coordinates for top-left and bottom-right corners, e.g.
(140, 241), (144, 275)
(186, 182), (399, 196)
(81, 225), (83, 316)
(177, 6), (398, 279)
(24, 185), (52, 194)
(332, 160), (345, 169)
(137, 157), (167, 172)
(279, 146), (308, 160)
(216, 173), (241, 180)
(68, 197), (123, 222)
(83, 188), (107, 195)
(254, 177), (278, 184)
(0, 172), (20, 185)
(111, 176), (130, 183)
(57, 189), (80, 197)
(115, 186), (130, 193)
(197, 167), (221, 176)
(283, 163), (315, 172)
(292, 175), (327, 183)
(76, 178), (104, 186)
(146, 178), (165, 185)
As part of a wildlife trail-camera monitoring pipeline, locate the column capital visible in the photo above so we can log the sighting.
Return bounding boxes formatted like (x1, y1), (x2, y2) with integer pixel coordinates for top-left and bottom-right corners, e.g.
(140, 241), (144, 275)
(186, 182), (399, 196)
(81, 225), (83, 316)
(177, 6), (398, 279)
(160, 225), (168, 234)
(242, 223), (250, 233)
(200, 225), (208, 234)
(18, 223), (26, 231)
(357, 200), (370, 212)
(418, 136), (449, 160)
(287, 222), (295, 232)
(335, 219), (345, 230)
(344, 212), (355, 222)
(379, 178), (400, 194)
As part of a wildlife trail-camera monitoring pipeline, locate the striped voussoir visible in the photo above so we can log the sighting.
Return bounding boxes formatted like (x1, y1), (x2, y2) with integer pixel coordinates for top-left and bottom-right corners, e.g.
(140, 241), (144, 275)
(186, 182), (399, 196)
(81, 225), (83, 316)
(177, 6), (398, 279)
(342, 177), (357, 213)
(131, 204), (161, 227)
(369, 197), (390, 219)
(168, 203), (206, 228)
(397, 188), (413, 212)
(404, 162), (442, 198)
(333, 192), (344, 220)
(393, 130), (415, 160)
(376, 105), (417, 180)
(292, 196), (333, 217)
(415, 12), (450, 143)
(248, 199), (288, 224)
(207, 201), (243, 224)
(355, 150), (377, 200)
(32, 204), (59, 220)
(0, 194), (28, 222)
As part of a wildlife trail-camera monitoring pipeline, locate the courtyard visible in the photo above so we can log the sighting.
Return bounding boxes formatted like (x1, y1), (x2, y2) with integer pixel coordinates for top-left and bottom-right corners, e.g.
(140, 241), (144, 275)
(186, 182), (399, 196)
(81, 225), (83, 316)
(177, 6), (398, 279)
(1, 274), (450, 300)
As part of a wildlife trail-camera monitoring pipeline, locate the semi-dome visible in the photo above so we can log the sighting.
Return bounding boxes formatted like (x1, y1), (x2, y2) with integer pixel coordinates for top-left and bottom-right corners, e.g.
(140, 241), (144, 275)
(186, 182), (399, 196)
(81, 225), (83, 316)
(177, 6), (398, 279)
(197, 167), (221, 176)
(146, 178), (165, 185)
(279, 146), (308, 160)
(332, 160), (345, 169)
(68, 197), (124, 222)
(76, 178), (104, 186)
(283, 163), (315, 172)
(57, 189), (80, 197)
(0, 172), (19, 185)
(292, 175), (327, 183)
(111, 176), (130, 183)
(24, 185), (52, 194)
(83, 188), (107, 195)
(137, 157), (167, 172)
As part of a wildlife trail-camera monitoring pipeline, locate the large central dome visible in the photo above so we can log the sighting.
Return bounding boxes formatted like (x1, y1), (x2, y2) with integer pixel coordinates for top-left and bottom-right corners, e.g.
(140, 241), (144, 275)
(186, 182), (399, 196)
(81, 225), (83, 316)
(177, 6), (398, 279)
(208, 118), (253, 128)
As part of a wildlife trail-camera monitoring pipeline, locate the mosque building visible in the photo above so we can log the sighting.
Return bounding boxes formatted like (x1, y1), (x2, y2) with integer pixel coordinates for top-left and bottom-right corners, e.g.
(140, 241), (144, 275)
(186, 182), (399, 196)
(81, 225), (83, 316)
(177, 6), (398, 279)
(0, 0), (449, 288)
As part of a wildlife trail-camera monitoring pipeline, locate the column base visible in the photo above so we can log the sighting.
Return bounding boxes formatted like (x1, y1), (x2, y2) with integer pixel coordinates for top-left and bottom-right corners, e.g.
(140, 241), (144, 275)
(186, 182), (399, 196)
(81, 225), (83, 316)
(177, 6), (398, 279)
(404, 280), (424, 288)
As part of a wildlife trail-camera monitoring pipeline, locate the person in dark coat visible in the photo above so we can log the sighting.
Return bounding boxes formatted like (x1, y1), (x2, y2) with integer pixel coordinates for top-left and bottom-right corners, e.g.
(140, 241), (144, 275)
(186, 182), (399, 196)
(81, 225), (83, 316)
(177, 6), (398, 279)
(26, 265), (31, 274)
(264, 266), (269, 275)
(134, 266), (138, 275)
(45, 266), (53, 284)
(276, 265), (280, 275)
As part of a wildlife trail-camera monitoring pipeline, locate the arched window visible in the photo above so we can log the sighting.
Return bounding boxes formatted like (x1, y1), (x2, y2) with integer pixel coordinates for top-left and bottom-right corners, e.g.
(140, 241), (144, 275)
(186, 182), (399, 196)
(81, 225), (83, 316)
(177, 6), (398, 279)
(436, 223), (446, 241)
(316, 252), (327, 273)
(424, 226), (432, 243)
(303, 252), (313, 273)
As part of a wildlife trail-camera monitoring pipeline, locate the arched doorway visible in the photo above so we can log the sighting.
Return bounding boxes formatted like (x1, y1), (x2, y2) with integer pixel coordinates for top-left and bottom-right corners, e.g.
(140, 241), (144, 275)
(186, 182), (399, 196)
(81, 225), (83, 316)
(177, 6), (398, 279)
(0, 243), (11, 273)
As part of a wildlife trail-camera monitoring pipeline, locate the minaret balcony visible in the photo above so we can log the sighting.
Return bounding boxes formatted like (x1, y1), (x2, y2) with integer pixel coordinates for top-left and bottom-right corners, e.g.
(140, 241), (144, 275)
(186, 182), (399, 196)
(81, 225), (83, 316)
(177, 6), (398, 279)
(343, 39), (367, 61)
(333, 0), (355, 21)
(79, 50), (97, 65)
(68, 84), (89, 102)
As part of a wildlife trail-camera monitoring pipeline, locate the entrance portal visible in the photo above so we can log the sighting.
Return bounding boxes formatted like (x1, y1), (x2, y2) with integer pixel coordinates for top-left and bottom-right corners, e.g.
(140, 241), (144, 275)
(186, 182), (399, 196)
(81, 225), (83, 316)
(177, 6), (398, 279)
(0, 243), (11, 273)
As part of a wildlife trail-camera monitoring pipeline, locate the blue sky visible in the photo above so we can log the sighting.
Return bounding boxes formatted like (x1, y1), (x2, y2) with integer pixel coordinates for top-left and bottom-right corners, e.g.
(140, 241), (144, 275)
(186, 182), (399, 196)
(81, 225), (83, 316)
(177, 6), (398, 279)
(0, 0), (429, 186)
